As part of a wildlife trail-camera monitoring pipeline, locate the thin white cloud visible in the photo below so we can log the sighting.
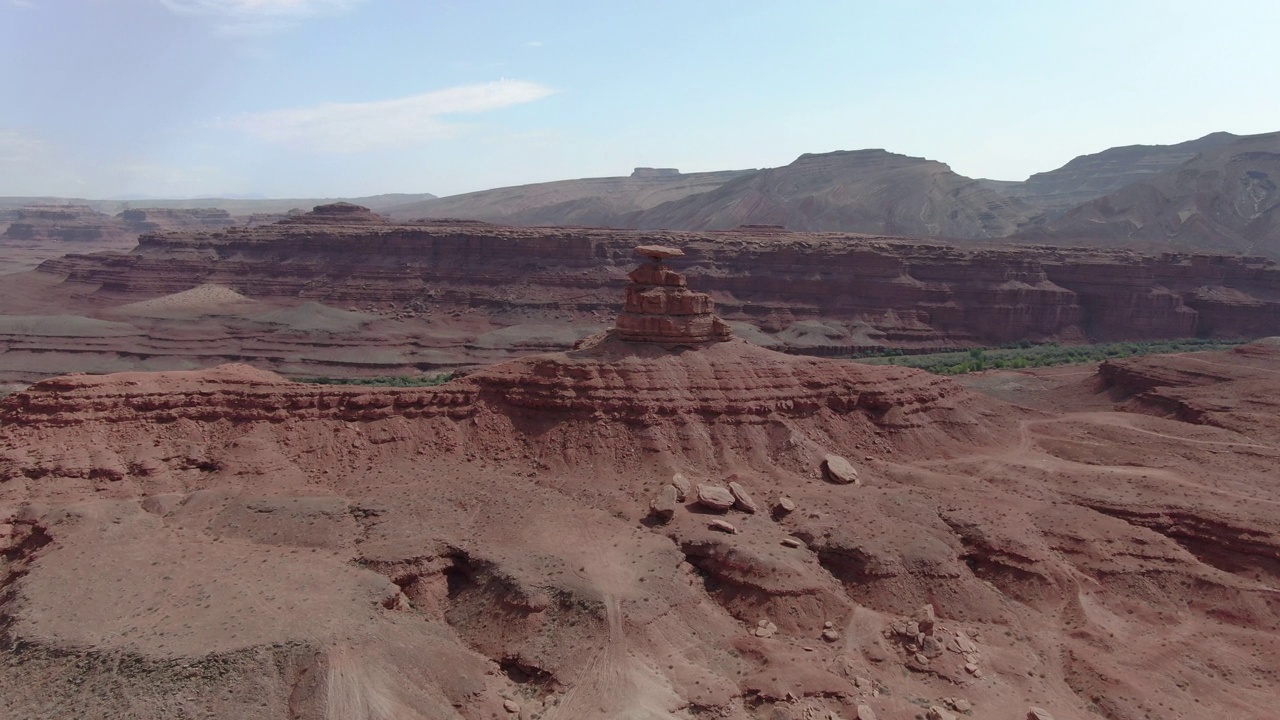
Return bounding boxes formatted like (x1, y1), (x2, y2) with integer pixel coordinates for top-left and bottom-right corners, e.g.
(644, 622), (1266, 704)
(9, 0), (36, 8)
(526, 40), (544, 48)
(222, 80), (556, 153)
(158, 0), (362, 17)
(158, 0), (364, 34)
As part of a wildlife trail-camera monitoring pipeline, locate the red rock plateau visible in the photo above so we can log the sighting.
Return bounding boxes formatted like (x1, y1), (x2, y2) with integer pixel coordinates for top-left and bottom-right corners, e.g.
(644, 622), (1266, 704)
(0, 205), (137, 274)
(2, 252), (1279, 719)
(0, 194), (437, 275)
(3, 202), (1279, 383)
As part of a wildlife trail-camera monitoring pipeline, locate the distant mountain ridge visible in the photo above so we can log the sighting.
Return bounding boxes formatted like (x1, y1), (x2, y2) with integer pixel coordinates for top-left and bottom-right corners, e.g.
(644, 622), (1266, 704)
(384, 151), (1041, 239)
(623, 150), (1040, 237)
(0, 193), (437, 216)
(1019, 132), (1280, 255)
(8, 131), (1280, 257)
(384, 168), (752, 227)
(982, 132), (1243, 216)
(379, 130), (1280, 257)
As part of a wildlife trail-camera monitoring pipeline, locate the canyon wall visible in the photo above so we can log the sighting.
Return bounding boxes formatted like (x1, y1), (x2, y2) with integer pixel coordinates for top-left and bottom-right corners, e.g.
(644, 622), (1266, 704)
(34, 208), (1280, 353)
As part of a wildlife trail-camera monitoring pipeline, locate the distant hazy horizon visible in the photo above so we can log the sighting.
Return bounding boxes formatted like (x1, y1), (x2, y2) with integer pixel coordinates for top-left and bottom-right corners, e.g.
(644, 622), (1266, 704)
(3, 0), (1277, 199)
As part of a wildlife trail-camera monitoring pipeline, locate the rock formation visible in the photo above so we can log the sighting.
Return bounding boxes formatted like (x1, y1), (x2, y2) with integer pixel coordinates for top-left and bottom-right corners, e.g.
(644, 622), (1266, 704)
(118, 207), (235, 233)
(18, 209), (1280, 381)
(0, 204), (138, 274)
(615, 244), (731, 344)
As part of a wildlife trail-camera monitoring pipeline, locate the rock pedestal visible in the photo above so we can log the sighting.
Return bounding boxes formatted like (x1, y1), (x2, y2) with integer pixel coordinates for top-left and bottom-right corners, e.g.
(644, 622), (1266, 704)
(616, 245), (732, 344)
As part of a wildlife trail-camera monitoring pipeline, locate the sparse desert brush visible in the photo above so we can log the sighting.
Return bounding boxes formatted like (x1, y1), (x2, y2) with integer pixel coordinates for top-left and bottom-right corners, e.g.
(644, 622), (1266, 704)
(852, 337), (1247, 375)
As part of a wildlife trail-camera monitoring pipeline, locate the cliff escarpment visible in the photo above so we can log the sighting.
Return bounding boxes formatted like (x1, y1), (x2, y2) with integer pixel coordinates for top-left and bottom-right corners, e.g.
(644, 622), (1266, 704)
(34, 207), (1280, 353)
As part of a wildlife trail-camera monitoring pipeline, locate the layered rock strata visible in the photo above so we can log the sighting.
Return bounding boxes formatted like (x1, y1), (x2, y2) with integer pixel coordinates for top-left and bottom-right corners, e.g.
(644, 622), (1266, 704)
(29, 205), (1280, 353)
(615, 244), (731, 343)
(4, 341), (1280, 718)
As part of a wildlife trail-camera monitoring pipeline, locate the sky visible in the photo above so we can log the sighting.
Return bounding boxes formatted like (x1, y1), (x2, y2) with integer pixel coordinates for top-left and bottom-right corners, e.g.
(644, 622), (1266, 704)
(2, 0), (1278, 199)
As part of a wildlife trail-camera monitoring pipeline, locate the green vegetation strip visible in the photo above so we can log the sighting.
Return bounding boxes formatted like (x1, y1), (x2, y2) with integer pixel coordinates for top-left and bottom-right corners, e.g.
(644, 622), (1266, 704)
(301, 373), (453, 387)
(850, 338), (1247, 375)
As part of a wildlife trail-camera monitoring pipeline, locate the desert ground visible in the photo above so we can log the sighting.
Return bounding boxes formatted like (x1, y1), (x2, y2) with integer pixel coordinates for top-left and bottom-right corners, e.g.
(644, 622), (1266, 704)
(1, 251), (1277, 720)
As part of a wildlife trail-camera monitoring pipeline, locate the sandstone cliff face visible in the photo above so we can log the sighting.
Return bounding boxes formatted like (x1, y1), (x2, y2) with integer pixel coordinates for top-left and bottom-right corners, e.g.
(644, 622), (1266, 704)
(118, 207), (235, 233)
(2, 205), (131, 243)
(34, 208), (1280, 353)
(0, 205), (139, 273)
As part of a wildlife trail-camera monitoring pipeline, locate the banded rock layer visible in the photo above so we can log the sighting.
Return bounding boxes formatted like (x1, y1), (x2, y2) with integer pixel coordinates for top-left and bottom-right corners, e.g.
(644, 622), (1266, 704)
(32, 208), (1280, 353)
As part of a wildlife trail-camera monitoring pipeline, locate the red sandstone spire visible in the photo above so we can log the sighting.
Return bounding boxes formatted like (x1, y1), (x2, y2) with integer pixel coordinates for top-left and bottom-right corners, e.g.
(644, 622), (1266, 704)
(615, 245), (732, 344)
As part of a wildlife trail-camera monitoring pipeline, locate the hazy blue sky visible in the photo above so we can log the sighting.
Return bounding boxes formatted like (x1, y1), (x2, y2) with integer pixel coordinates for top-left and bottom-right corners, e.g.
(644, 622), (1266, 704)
(2, 0), (1277, 198)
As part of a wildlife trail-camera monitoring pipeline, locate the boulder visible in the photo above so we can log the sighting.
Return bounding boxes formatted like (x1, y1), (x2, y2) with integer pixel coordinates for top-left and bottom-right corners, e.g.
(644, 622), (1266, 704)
(856, 705), (877, 720)
(709, 519), (737, 534)
(926, 707), (957, 720)
(921, 634), (944, 658)
(822, 454), (860, 485)
(949, 631), (977, 654)
(671, 472), (692, 501)
(774, 495), (797, 515)
(696, 484), (735, 512)
(649, 484), (678, 522)
(915, 604), (937, 635)
(728, 480), (759, 513)
(1027, 709), (1055, 720)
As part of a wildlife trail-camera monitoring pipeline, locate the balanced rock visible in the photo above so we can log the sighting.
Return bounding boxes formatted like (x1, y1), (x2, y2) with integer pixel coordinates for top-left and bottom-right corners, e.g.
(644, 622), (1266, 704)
(696, 484), (736, 512)
(822, 454), (860, 485)
(634, 244), (684, 261)
(728, 480), (759, 513)
(649, 484), (678, 522)
(616, 245), (732, 344)
(775, 495), (797, 515)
